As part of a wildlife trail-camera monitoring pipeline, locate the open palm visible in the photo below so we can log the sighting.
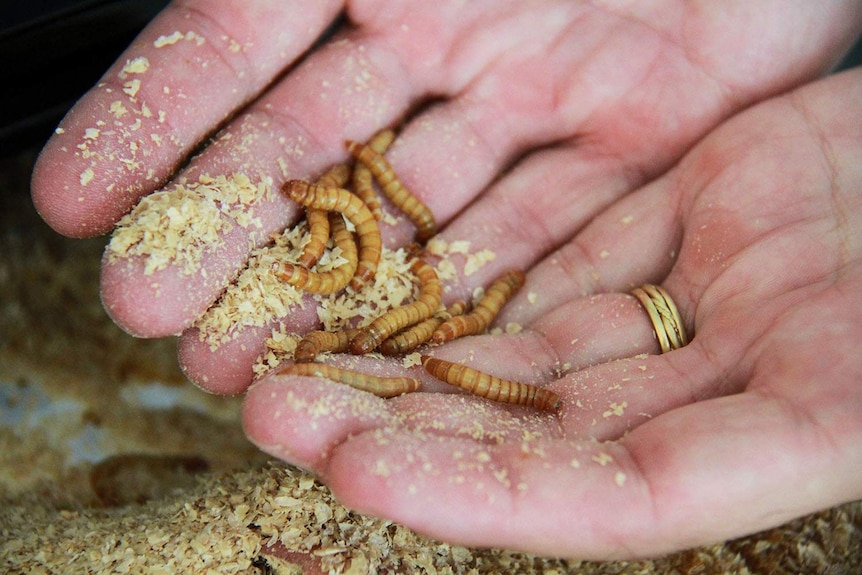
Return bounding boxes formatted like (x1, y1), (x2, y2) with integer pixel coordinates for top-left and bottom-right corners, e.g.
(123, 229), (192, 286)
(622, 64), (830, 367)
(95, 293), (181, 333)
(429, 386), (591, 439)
(30, 0), (862, 559)
(245, 69), (862, 558)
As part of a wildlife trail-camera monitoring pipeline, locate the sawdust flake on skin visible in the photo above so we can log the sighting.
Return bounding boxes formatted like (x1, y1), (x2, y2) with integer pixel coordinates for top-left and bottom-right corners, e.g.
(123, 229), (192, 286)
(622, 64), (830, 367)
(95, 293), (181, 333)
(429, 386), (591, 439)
(334, 41), (400, 132)
(70, 59), (171, 198)
(361, 398), (568, 501)
(152, 30), (207, 49)
(396, 394), (557, 446)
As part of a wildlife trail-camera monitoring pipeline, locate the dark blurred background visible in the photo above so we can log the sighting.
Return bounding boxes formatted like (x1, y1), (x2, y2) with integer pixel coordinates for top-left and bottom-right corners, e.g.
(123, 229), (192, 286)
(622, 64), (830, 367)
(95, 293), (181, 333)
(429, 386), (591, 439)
(0, 0), (171, 156)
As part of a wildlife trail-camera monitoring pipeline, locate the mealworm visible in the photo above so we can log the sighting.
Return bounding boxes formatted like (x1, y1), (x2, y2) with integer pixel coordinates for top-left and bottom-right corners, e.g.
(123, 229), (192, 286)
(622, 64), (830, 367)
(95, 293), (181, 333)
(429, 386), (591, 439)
(379, 300), (468, 355)
(280, 362), (421, 398)
(350, 258), (443, 355)
(299, 208), (330, 268)
(346, 139), (437, 243)
(293, 328), (361, 362)
(284, 180), (381, 291)
(273, 213), (357, 294)
(432, 269), (526, 343)
(351, 129), (395, 220)
(421, 356), (560, 411)
(317, 163), (352, 188)
(297, 164), (351, 268)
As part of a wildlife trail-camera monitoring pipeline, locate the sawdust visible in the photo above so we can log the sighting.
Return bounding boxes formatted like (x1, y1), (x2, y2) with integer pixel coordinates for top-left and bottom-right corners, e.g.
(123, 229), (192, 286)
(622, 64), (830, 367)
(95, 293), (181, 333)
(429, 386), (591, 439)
(107, 172), (271, 276)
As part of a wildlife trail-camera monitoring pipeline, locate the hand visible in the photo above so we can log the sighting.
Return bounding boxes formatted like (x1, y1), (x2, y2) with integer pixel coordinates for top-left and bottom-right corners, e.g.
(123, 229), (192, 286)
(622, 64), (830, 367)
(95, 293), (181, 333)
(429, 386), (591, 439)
(29, 0), (862, 559)
(31, 1), (861, 394)
(244, 69), (862, 559)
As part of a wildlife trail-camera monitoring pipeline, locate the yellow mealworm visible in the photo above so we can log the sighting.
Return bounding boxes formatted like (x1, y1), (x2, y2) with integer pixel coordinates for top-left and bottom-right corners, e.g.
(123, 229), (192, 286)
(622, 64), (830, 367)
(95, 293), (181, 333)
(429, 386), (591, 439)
(280, 362), (421, 398)
(421, 356), (560, 411)
(350, 258), (443, 355)
(346, 139), (437, 243)
(432, 269), (526, 343)
(298, 208), (330, 268)
(317, 163), (352, 188)
(283, 180), (381, 291)
(293, 328), (361, 362)
(273, 213), (357, 294)
(379, 300), (468, 355)
(297, 164), (351, 268)
(351, 129), (395, 220)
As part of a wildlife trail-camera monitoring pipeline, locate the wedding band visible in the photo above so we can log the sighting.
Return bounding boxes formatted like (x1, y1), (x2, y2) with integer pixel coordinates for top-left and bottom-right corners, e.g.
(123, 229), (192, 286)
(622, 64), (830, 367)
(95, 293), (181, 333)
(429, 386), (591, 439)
(630, 284), (689, 353)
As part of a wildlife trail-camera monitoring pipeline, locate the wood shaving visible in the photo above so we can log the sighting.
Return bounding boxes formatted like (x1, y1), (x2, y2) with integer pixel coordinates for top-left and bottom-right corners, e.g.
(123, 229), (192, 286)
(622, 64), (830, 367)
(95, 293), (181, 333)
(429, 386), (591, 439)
(602, 401), (628, 418)
(426, 237), (497, 281)
(463, 248), (496, 276)
(119, 56), (150, 78)
(153, 31), (185, 47)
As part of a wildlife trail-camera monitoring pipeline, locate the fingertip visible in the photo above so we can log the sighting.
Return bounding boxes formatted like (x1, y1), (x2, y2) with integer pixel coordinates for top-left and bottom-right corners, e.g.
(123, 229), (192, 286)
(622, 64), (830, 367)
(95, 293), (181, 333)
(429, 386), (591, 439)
(100, 255), (208, 337)
(30, 85), (182, 238)
(177, 327), (264, 395)
(242, 378), (291, 457)
(31, 139), (126, 238)
(242, 372), (391, 469)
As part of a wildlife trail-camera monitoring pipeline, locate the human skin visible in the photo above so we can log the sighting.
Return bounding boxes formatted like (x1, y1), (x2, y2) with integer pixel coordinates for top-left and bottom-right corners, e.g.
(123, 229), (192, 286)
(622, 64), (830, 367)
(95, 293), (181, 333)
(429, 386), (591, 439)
(30, 0), (862, 559)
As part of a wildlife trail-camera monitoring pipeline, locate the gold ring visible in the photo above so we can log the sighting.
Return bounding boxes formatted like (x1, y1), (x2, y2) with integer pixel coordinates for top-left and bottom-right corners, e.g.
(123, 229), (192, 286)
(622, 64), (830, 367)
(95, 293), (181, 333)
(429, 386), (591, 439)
(630, 284), (689, 353)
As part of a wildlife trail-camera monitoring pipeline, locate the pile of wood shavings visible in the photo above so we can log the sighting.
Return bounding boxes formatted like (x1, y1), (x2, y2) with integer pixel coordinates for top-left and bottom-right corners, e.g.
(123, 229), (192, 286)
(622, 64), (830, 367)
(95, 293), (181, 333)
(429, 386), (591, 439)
(107, 173), (272, 276)
(4, 460), (860, 575)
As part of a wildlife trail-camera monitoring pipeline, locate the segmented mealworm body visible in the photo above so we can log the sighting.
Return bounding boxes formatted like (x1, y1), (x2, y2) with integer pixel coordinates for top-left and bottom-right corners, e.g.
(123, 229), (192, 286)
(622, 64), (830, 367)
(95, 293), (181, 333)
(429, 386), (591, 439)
(379, 300), (468, 355)
(346, 139), (437, 243)
(273, 213), (357, 294)
(298, 164), (351, 268)
(350, 258), (443, 355)
(280, 363), (421, 398)
(351, 130), (394, 220)
(293, 328), (361, 362)
(432, 269), (526, 343)
(317, 163), (352, 188)
(421, 356), (560, 411)
(299, 208), (330, 268)
(284, 180), (381, 291)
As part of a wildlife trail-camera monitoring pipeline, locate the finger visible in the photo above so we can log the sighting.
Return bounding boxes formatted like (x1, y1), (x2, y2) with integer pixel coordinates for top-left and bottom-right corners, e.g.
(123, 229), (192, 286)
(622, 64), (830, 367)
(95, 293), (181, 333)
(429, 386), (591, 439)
(499, 175), (684, 327)
(140, 3), (859, 365)
(416, 143), (647, 305)
(322, 429), (651, 558)
(242, 349), (565, 469)
(242, 369), (402, 470)
(31, 0), (343, 238)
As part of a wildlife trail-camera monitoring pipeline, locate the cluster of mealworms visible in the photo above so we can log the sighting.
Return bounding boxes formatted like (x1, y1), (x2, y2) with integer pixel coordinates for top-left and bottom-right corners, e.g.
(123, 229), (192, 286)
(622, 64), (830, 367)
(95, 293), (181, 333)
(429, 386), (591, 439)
(273, 129), (561, 412)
